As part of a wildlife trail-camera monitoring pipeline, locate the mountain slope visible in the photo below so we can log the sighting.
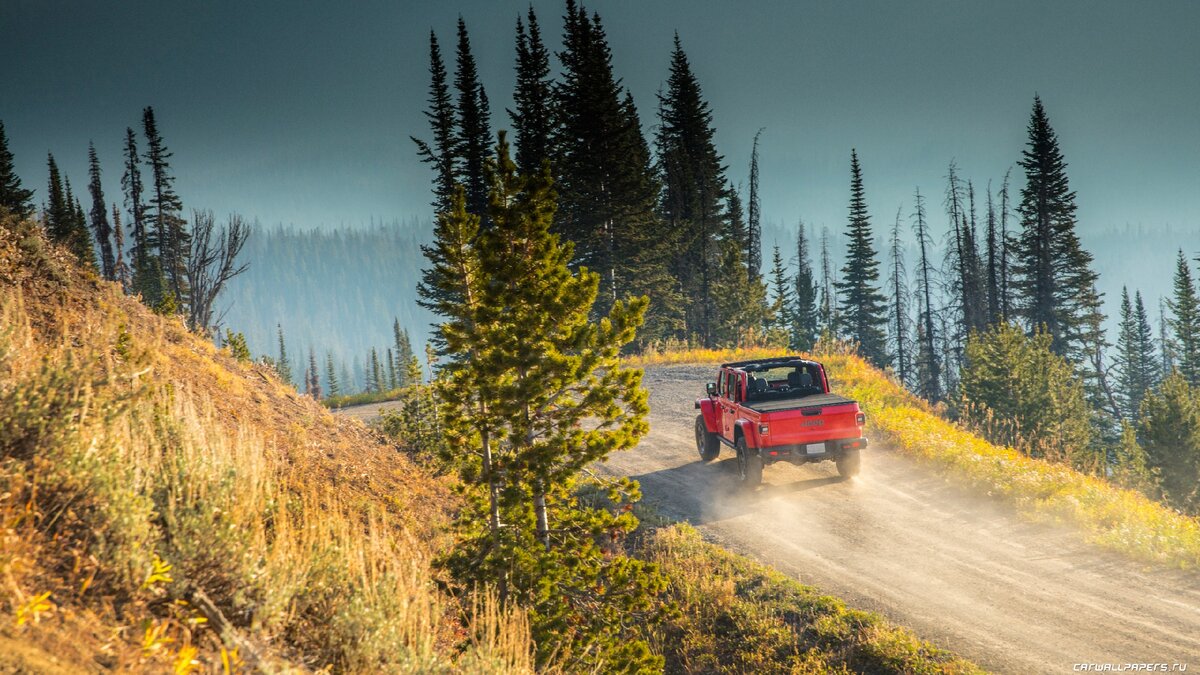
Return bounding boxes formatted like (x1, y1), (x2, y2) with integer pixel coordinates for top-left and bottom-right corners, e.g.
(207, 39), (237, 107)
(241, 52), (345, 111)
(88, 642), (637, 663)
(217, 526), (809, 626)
(0, 214), (531, 672)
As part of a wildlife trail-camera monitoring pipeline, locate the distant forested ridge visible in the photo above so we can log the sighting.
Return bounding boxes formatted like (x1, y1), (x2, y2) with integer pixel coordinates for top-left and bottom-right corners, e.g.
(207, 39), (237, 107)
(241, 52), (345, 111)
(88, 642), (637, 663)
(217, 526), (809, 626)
(221, 219), (433, 390)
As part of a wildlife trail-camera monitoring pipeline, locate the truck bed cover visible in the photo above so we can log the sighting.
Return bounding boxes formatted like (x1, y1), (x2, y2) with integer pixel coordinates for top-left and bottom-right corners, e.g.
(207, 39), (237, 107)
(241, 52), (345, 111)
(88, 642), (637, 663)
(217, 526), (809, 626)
(742, 392), (857, 413)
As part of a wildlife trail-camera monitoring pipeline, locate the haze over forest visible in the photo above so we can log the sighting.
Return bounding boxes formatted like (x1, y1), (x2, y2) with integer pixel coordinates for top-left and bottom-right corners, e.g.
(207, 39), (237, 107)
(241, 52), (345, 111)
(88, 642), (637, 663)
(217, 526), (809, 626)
(4, 0), (1198, 374)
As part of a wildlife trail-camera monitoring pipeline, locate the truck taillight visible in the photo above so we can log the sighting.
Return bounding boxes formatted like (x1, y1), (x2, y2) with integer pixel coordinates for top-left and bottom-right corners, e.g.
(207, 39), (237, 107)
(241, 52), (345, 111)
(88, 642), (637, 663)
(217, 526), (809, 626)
(856, 413), (866, 426)
(759, 423), (769, 435)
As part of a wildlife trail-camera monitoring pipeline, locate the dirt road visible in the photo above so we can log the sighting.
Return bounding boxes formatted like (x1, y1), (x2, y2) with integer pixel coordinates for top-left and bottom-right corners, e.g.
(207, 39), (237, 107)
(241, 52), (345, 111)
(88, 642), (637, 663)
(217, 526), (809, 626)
(603, 365), (1200, 674)
(340, 364), (1200, 673)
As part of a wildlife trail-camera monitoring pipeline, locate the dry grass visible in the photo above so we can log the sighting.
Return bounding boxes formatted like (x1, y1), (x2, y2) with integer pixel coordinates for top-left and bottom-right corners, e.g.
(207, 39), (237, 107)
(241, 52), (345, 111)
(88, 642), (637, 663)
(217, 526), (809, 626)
(0, 219), (535, 672)
(634, 345), (1200, 569)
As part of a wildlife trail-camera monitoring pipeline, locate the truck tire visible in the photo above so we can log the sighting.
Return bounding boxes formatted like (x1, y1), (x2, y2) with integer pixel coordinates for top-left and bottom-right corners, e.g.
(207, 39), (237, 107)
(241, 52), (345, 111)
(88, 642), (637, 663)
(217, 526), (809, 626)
(695, 415), (720, 461)
(736, 435), (762, 487)
(836, 449), (861, 479)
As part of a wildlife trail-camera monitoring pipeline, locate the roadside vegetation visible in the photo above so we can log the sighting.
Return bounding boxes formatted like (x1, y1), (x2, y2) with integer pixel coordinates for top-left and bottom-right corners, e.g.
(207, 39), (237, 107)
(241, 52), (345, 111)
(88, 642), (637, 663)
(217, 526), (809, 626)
(0, 214), (536, 672)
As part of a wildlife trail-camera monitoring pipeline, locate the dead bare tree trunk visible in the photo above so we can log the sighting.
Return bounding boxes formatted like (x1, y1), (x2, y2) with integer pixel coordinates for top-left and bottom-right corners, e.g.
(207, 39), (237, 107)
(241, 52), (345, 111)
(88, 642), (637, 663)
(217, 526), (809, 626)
(185, 209), (250, 335)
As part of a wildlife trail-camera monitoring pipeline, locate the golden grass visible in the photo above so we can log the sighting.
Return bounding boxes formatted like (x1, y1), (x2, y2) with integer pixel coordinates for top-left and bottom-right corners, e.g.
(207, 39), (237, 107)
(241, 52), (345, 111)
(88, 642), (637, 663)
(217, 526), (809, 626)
(633, 345), (1200, 569)
(0, 220), (535, 672)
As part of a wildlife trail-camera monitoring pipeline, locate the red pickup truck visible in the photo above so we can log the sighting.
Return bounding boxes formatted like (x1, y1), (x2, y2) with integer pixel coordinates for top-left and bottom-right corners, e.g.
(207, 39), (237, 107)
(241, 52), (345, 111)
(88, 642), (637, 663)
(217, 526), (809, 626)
(694, 357), (867, 486)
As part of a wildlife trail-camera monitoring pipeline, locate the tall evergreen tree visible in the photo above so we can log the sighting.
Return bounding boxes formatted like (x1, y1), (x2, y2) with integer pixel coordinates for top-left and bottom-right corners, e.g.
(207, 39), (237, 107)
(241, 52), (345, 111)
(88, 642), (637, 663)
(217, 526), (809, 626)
(65, 186), (96, 269)
(1168, 250), (1200, 386)
(984, 182), (1001, 322)
(0, 121), (34, 218)
(453, 17), (492, 218)
(87, 143), (115, 280)
(835, 150), (888, 366)
(944, 163), (986, 344)
(554, 10), (680, 339)
(1012, 96), (1101, 361)
(912, 187), (942, 401)
(411, 31), (458, 213)
(1161, 299), (1177, 377)
(1115, 287), (1159, 420)
(997, 169), (1014, 322)
(431, 136), (664, 669)
(509, 7), (554, 174)
(791, 221), (818, 351)
(746, 128), (764, 280)
(111, 203), (130, 288)
(818, 226), (836, 334)
(142, 106), (188, 305)
(1138, 372), (1200, 513)
(44, 154), (70, 243)
(657, 34), (728, 346)
(393, 318), (416, 387)
(276, 324), (293, 386)
(121, 126), (162, 303)
(767, 243), (791, 338)
(325, 352), (341, 398)
(888, 206), (911, 385)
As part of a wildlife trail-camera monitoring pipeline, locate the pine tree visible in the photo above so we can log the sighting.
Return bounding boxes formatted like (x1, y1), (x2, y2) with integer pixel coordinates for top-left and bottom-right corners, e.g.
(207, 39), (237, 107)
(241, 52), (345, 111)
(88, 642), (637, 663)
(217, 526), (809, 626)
(509, 7), (554, 174)
(997, 169), (1014, 322)
(123, 127), (163, 304)
(44, 154), (71, 243)
(308, 350), (322, 399)
(710, 235), (769, 347)
(142, 107), (188, 305)
(1112, 422), (1156, 495)
(958, 323), (1095, 470)
(0, 121), (34, 218)
(888, 206), (911, 385)
(275, 324), (293, 385)
(370, 347), (384, 393)
(411, 31), (458, 213)
(222, 330), (251, 362)
(1012, 96), (1101, 361)
(657, 34), (728, 346)
(67, 189), (95, 269)
(325, 352), (340, 398)
(1138, 372), (1200, 513)
(432, 135), (664, 669)
(746, 128), (764, 280)
(1115, 287), (1159, 420)
(554, 8), (680, 340)
(818, 226), (836, 334)
(835, 150), (888, 366)
(944, 163), (986, 345)
(1168, 251), (1200, 387)
(767, 243), (792, 340)
(984, 182), (1000, 322)
(386, 347), (398, 390)
(87, 143), (115, 280)
(1161, 299), (1177, 377)
(112, 203), (130, 288)
(791, 221), (818, 352)
(393, 318), (416, 387)
(912, 187), (942, 401)
(453, 17), (492, 218)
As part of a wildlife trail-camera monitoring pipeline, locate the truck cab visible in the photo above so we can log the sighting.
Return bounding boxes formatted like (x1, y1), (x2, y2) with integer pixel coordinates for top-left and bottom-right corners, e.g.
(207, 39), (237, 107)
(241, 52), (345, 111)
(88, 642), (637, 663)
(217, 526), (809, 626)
(694, 357), (867, 485)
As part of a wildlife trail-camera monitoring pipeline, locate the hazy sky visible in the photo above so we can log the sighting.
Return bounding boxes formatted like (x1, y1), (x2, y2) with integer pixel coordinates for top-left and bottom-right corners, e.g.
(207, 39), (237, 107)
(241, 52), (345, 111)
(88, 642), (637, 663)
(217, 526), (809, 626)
(3, 0), (1198, 238)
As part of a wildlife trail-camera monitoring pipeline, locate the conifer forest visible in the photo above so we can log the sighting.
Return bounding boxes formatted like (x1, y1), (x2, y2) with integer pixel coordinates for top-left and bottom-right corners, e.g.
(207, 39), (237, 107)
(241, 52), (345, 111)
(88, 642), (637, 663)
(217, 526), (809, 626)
(3, 1), (1200, 672)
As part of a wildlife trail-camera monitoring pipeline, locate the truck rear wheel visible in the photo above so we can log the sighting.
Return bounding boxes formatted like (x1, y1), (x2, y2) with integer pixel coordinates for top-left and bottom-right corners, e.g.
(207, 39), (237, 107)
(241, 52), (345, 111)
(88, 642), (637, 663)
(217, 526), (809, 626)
(836, 449), (861, 479)
(695, 415), (720, 461)
(736, 435), (762, 487)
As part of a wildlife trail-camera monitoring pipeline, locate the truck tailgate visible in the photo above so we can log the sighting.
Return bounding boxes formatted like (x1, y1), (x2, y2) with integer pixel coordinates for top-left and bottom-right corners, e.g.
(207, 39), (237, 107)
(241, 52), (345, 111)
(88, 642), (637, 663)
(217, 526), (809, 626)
(761, 399), (861, 446)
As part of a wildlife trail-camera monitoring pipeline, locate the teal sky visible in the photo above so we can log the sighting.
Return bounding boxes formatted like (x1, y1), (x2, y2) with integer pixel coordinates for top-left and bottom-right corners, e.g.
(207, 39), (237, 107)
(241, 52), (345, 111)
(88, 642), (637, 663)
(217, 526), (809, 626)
(3, 0), (1198, 238)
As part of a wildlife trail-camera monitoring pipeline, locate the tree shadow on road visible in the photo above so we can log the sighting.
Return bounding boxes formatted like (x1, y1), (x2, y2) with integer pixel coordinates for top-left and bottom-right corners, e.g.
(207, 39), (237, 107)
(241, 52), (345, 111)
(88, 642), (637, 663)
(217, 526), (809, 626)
(628, 456), (847, 525)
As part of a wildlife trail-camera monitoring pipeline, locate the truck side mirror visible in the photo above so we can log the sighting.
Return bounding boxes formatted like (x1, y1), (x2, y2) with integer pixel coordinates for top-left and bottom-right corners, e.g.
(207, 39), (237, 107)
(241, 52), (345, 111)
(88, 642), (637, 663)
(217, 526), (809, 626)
(706, 382), (717, 396)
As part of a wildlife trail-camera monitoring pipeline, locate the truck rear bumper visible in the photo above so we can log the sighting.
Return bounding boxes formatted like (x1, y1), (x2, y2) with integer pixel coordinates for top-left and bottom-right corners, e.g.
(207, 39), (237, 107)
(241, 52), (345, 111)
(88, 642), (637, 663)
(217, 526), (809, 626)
(759, 437), (867, 464)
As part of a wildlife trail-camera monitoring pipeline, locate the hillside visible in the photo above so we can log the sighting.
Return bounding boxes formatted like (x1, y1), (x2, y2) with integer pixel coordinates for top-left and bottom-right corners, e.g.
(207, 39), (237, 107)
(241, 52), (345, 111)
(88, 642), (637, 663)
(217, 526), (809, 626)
(0, 216), (532, 672)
